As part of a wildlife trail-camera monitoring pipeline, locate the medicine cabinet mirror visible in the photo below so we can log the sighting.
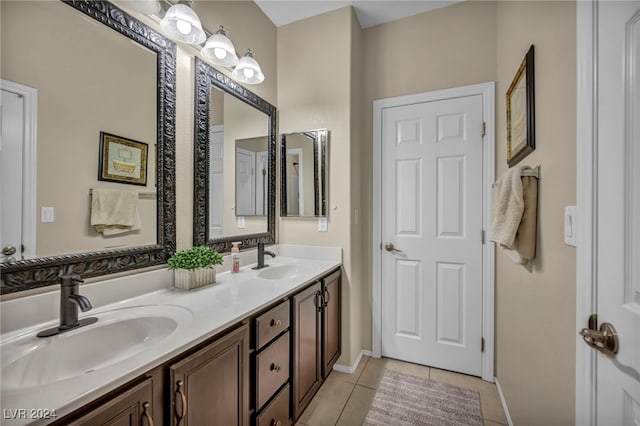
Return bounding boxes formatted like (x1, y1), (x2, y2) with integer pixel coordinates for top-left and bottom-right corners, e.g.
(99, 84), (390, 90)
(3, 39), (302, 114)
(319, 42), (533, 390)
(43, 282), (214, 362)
(193, 57), (276, 252)
(280, 129), (328, 217)
(0, 1), (176, 294)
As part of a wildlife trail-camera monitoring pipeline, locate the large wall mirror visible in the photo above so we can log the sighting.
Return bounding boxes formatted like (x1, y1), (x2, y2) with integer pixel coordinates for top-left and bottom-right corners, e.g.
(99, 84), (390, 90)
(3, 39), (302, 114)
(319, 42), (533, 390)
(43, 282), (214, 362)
(280, 129), (328, 217)
(0, 1), (176, 294)
(193, 58), (276, 252)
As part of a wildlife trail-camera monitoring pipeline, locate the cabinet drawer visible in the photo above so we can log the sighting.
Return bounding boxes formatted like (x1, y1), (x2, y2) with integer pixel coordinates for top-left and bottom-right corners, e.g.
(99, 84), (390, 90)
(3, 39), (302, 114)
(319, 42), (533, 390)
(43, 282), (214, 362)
(256, 331), (290, 409)
(256, 300), (290, 349)
(256, 384), (290, 426)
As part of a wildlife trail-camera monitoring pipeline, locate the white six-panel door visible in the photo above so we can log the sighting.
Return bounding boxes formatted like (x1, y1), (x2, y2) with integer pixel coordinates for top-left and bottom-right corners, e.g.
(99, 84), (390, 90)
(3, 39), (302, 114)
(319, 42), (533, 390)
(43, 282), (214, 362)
(594, 1), (640, 423)
(381, 94), (484, 376)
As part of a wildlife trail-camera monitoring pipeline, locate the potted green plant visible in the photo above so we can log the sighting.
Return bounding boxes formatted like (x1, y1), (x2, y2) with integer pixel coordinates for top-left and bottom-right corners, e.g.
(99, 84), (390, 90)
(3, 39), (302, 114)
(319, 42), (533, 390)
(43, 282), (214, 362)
(168, 246), (224, 290)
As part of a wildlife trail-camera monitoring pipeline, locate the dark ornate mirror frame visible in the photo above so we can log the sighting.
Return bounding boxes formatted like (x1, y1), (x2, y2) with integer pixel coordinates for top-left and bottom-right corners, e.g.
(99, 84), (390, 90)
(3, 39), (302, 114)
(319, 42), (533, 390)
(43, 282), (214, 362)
(0, 0), (177, 295)
(193, 57), (276, 253)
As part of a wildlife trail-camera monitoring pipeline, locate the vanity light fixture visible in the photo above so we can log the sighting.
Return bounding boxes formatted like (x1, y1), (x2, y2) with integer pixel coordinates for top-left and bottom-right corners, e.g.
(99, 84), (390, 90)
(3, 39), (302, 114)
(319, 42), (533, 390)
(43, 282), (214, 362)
(160, 0), (206, 45)
(201, 26), (239, 68)
(232, 49), (265, 85)
(120, 0), (161, 15)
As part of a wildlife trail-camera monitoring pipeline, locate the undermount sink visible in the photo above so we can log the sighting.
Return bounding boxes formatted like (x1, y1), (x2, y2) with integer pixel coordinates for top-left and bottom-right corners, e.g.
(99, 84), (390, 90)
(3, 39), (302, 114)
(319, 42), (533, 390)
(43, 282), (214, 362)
(0, 305), (193, 391)
(257, 264), (299, 280)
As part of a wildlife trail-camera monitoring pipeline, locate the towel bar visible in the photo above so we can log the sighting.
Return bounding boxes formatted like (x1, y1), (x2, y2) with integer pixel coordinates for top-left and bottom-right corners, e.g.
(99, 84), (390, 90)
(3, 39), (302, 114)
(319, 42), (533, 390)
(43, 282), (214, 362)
(89, 189), (156, 200)
(521, 165), (541, 179)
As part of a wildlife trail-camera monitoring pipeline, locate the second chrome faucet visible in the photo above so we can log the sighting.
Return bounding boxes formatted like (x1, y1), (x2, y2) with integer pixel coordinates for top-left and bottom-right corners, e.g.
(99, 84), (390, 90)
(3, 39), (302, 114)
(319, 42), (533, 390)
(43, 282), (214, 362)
(252, 242), (276, 270)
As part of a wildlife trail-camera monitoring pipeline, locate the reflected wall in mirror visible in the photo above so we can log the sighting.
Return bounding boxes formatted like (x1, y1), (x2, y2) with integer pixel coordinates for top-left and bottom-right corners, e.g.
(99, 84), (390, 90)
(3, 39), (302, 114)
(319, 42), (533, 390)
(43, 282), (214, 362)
(0, 1), (176, 294)
(194, 58), (276, 252)
(280, 129), (328, 217)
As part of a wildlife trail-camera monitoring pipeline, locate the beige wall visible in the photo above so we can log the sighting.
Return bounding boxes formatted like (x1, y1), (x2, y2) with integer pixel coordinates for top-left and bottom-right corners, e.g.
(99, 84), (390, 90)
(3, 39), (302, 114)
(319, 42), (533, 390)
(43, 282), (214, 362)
(360, 0), (498, 355)
(495, 2), (576, 425)
(1, 1), (157, 257)
(277, 7), (361, 365)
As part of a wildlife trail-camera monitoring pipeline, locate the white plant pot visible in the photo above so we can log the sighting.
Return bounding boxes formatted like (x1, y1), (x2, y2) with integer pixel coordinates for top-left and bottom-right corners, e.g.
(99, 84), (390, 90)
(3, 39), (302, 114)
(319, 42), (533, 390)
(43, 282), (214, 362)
(174, 268), (216, 290)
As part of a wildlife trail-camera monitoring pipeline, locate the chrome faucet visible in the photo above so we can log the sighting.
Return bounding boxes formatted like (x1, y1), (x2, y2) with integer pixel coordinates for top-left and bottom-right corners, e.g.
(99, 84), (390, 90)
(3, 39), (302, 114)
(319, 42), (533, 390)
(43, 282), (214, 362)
(252, 242), (276, 270)
(37, 274), (98, 337)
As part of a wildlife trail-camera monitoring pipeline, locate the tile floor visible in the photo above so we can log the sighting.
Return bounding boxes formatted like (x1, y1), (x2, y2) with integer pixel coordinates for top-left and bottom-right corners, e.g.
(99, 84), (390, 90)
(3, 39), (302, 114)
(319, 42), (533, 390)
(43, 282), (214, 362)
(295, 356), (508, 426)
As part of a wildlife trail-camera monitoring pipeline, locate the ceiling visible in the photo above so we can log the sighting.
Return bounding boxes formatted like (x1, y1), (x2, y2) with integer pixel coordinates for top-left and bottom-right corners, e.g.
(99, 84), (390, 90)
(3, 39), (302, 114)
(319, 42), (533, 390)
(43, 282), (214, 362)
(254, 0), (462, 29)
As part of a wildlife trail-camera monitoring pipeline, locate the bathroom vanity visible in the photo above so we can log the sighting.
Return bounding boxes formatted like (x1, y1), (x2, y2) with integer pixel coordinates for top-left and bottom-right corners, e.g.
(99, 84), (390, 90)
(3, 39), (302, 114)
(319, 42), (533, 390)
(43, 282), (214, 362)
(0, 251), (341, 426)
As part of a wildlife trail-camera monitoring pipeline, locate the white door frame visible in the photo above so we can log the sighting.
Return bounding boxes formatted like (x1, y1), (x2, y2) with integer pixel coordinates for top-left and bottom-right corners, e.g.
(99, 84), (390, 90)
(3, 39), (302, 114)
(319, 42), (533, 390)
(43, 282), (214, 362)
(575, 1), (597, 425)
(1, 79), (37, 260)
(372, 82), (496, 382)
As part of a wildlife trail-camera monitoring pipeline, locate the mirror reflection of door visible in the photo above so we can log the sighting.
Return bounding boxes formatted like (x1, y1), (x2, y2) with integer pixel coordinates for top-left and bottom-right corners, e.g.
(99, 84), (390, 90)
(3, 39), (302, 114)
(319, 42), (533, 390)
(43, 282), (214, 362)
(235, 148), (256, 216)
(286, 149), (303, 216)
(209, 125), (224, 238)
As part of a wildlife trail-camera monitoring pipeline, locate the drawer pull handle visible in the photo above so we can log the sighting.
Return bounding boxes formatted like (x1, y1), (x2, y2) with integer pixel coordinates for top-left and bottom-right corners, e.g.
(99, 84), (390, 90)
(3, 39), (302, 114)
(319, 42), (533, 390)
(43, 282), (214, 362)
(175, 380), (187, 424)
(270, 420), (282, 426)
(142, 401), (154, 426)
(270, 362), (281, 372)
(270, 319), (282, 328)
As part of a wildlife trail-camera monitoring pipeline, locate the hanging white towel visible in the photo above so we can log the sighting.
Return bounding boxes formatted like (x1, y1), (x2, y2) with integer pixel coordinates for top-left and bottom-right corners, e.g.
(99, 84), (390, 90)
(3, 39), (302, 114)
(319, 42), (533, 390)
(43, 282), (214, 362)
(90, 188), (140, 235)
(490, 166), (525, 247)
(502, 175), (538, 264)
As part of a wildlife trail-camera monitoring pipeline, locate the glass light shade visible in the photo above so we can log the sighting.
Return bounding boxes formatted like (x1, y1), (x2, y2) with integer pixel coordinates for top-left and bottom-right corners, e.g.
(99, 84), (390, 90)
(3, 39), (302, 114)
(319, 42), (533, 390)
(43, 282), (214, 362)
(160, 3), (206, 44)
(201, 27), (239, 67)
(231, 50), (265, 84)
(121, 0), (161, 15)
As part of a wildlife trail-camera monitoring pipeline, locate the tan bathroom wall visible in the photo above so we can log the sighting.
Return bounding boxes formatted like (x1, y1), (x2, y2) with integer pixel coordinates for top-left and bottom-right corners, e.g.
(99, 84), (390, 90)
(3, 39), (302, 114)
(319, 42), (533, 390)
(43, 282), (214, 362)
(1, 1), (157, 257)
(360, 0), (498, 353)
(495, 2), (577, 424)
(277, 7), (361, 365)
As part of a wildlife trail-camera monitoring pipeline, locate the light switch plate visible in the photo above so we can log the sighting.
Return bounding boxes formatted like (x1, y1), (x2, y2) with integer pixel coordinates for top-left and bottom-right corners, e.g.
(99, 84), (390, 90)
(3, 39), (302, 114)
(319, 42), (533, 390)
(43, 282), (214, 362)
(237, 216), (246, 228)
(41, 207), (54, 223)
(564, 206), (576, 246)
(318, 217), (328, 232)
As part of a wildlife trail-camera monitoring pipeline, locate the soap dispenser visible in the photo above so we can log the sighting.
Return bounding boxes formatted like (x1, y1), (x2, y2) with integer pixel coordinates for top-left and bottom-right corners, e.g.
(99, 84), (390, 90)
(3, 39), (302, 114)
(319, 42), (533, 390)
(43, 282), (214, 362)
(231, 241), (241, 273)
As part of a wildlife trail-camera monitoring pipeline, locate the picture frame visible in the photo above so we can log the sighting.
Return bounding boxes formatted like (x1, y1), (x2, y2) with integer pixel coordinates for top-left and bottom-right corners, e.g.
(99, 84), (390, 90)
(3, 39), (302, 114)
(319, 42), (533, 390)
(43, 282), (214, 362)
(506, 45), (535, 167)
(98, 131), (148, 186)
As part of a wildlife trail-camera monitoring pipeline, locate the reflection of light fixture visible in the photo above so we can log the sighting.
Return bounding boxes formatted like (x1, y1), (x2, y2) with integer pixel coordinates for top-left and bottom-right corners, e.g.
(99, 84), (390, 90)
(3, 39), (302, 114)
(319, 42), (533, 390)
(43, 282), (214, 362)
(201, 26), (239, 67)
(232, 50), (265, 85)
(160, 1), (206, 45)
(121, 0), (161, 14)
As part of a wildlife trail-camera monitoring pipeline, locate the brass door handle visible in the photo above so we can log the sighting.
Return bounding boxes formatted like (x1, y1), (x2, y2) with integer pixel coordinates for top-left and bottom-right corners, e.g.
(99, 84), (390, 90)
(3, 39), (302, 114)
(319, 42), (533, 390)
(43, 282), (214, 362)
(2, 245), (16, 256)
(579, 322), (619, 356)
(384, 242), (403, 253)
(175, 380), (187, 424)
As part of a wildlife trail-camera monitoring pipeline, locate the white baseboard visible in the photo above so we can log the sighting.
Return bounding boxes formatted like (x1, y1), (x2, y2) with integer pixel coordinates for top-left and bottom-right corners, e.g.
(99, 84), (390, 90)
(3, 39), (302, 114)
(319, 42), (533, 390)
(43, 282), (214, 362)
(333, 350), (373, 374)
(494, 377), (514, 426)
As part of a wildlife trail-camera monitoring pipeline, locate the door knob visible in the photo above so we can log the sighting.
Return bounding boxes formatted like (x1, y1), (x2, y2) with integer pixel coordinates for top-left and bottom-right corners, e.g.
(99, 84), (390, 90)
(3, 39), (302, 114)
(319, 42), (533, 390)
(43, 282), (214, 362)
(579, 322), (619, 356)
(384, 242), (403, 253)
(2, 245), (16, 256)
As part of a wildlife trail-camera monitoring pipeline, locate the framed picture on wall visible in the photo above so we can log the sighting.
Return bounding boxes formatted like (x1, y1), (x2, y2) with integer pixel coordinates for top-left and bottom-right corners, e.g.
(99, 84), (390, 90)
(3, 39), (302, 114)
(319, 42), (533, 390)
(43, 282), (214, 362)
(98, 132), (148, 186)
(506, 45), (535, 167)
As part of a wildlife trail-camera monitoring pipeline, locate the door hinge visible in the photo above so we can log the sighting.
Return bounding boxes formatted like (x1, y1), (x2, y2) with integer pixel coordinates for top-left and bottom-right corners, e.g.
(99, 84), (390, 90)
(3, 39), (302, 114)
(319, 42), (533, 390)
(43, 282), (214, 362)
(482, 122), (486, 137)
(481, 337), (485, 353)
(481, 230), (485, 244)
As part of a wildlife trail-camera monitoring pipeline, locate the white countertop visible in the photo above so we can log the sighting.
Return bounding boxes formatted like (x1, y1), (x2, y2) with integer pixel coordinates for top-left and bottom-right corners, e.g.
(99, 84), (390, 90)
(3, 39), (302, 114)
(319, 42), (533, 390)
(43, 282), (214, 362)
(0, 247), (341, 425)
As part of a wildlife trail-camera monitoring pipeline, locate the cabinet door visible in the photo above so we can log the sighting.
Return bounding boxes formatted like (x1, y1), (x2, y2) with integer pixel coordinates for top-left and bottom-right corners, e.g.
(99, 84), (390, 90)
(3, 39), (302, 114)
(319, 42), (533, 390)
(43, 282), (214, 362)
(170, 324), (249, 426)
(67, 378), (155, 426)
(292, 282), (322, 420)
(322, 270), (341, 378)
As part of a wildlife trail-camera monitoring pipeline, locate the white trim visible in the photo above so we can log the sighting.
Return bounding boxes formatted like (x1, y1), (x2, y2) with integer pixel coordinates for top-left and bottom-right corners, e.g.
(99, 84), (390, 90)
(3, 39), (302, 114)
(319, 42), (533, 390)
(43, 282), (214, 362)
(333, 349), (373, 374)
(1, 79), (37, 260)
(371, 82), (496, 381)
(575, 2), (597, 426)
(494, 377), (514, 426)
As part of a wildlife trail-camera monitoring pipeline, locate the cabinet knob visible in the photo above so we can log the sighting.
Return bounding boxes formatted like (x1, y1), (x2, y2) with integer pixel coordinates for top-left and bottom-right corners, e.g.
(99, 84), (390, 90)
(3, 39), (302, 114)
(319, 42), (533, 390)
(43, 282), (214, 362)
(270, 319), (282, 328)
(270, 420), (282, 426)
(270, 362), (281, 372)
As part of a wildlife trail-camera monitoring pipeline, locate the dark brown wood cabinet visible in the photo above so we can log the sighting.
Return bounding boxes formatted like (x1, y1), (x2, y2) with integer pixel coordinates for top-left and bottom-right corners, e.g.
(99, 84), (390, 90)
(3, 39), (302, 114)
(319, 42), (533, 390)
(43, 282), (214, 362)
(321, 270), (341, 377)
(291, 270), (342, 421)
(291, 282), (322, 420)
(67, 378), (155, 426)
(169, 324), (249, 426)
